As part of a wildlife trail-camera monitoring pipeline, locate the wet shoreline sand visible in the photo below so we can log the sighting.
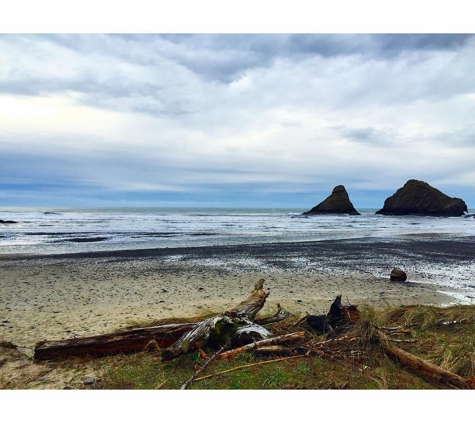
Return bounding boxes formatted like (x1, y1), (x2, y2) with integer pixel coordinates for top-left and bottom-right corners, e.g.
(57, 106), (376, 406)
(1, 235), (474, 353)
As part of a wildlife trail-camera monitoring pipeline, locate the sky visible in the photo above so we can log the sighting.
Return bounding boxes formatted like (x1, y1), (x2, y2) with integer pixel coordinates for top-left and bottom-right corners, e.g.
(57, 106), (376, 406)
(1, 7), (475, 209)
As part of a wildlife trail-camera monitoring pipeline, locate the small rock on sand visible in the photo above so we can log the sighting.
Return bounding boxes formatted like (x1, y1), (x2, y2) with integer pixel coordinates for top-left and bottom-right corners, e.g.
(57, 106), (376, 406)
(83, 377), (96, 385)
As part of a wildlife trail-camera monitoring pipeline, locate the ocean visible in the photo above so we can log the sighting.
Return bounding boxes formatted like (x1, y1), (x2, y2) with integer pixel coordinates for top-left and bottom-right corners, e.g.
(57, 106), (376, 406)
(1, 207), (475, 256)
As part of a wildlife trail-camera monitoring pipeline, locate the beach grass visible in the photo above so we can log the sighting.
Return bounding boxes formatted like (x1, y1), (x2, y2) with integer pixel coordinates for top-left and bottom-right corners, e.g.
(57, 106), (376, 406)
(99, 303), (475, 390)
(2, 303), (475, 390)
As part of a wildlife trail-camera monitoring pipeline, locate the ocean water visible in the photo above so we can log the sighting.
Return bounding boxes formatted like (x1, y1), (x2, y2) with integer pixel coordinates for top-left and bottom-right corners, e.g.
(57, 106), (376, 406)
(1, 207), (475, 256)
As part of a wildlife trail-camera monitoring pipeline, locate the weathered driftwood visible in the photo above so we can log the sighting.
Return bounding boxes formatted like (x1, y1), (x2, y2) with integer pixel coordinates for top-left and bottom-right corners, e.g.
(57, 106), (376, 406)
(33, 323), (196, 361)
(383, 343), (475, 389)
(161, 279), (274, 361)
(34, 278), (289, 362)
(377, 324), (417, 331)
(254, 304), (290, 326)
(160, 313), (248, 361)
(254, 345), (294, 357)
(217, 331), (306, 360)
(231, 324), (272, 347)
(228, 278), (269, 319)
(438, 319), (468, 326)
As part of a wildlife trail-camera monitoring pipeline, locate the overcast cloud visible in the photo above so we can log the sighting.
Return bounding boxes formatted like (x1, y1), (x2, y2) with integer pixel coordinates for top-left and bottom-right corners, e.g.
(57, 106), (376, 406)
(1, 34), (475, 208)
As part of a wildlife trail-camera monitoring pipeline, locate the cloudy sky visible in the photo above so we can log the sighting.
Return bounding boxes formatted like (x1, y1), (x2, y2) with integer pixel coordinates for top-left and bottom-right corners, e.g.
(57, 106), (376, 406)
(1, 32), (475, 208)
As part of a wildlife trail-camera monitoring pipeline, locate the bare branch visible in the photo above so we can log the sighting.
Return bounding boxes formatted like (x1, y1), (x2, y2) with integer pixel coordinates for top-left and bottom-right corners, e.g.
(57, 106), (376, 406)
(194, 355), (305, 383)
(180, 344), (228, 390)
(217, 331), (306, 360)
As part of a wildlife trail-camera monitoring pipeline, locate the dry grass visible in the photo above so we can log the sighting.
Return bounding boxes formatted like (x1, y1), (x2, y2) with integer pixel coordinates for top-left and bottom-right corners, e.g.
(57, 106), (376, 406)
(2, 304), (475, 390)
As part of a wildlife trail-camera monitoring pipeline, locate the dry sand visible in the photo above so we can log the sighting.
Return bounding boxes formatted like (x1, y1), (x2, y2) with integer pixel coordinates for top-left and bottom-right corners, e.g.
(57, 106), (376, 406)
(0, 254), (465, 355)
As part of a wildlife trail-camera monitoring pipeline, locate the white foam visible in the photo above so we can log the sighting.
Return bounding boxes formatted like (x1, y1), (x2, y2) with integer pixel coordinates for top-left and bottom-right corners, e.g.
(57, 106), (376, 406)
(436, 291), (475, 305)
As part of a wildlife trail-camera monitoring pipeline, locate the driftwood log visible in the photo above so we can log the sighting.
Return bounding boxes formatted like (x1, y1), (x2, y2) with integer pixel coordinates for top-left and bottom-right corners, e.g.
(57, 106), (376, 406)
(383, 343), (475, 389)
(34, 278), (289, 361)
(161, 279), (278, 361)
(34, 323), (197, 361)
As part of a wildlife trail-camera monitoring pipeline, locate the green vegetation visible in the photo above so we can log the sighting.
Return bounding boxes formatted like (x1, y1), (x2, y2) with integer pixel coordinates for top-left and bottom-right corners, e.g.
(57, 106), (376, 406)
(2, 304), (475, 390)
(93, 304), (475, 390)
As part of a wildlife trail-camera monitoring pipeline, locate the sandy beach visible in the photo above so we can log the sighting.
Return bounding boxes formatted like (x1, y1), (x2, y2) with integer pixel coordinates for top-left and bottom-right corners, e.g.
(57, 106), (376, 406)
(1, 236), (474, 355)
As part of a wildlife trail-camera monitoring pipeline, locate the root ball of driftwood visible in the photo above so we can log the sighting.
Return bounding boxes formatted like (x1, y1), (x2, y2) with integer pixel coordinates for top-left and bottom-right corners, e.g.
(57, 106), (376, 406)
(306, 315), (336, 337)
(302, 295), (360, 337)
(327, 295), (360, 329)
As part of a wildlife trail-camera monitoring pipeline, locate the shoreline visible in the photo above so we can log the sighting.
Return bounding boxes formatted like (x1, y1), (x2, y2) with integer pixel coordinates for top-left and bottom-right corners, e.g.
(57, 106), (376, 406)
(0, 232), (475, 260)
(1, 236), (474, 353)
(1, 233), (475, 260)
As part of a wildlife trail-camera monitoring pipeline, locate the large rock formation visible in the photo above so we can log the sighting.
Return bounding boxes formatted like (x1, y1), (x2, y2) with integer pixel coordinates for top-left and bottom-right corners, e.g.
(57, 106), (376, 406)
(303, 185), (360, 216)
(376, 180), (467, 217)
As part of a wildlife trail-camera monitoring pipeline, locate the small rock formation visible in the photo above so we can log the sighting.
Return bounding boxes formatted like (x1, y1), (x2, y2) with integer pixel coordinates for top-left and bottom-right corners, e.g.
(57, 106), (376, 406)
(303, 185), (360, 216)
(390, 268), (407, 282)
(376, 180), (468, 217)
(83, 377), (96, 386)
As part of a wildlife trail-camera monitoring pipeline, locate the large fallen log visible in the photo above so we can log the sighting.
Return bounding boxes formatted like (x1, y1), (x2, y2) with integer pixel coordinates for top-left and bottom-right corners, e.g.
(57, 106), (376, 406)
(161, 279), (275, 361)
(34, 323), (196, 361)
(34, 278), (289, 362)
(383, 343), (475, 389)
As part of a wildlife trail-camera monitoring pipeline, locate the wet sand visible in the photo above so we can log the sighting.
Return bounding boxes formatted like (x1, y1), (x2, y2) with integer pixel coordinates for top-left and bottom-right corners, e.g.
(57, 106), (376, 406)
(1, 236), (474, 354)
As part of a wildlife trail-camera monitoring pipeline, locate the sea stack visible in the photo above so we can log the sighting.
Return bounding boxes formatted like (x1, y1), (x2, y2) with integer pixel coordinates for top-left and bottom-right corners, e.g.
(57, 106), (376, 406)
(303, 185), (360, 216)
(376, 180), (468, 217)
